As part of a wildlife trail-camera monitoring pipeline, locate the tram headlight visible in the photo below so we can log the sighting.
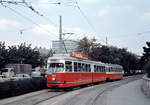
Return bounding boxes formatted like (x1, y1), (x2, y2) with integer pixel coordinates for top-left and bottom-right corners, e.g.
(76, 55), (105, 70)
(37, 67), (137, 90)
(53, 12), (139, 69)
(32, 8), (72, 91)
(52, 77), (56, 81)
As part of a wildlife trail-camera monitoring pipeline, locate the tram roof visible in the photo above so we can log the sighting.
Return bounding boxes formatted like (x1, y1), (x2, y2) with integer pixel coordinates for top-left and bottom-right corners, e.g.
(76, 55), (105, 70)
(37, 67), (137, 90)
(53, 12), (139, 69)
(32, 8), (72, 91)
(48, 54), (104, 64)
(48, 54), (123, 68)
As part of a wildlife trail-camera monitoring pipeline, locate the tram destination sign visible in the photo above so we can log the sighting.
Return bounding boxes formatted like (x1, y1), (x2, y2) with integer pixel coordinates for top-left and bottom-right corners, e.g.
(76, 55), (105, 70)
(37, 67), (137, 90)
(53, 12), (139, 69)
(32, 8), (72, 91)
(70, 52), (88, 60)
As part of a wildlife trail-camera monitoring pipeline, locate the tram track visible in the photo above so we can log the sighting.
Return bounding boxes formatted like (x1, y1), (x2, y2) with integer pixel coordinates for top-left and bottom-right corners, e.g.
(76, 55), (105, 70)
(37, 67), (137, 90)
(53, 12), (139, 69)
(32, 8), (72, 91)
(1, 89), (67, 105)
(53, 74), (143, 105)
(91, 75), (143, 105)
(33, 91), (66, 105)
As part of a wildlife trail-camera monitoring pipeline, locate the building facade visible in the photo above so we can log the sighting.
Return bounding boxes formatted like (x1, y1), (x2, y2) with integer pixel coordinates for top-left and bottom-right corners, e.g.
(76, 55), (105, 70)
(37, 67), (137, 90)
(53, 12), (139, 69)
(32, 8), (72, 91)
(52, 40), (78, 54)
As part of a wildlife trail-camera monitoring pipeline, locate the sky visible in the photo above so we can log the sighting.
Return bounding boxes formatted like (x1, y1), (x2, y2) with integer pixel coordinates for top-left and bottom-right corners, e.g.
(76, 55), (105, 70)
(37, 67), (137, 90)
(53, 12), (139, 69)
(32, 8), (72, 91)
(0, 0), (150, 56)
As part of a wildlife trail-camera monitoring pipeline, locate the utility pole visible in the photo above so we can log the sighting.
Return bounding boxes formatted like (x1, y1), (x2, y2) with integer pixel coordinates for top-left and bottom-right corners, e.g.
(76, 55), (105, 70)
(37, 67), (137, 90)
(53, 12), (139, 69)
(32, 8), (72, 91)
(58, 16), (68, 53)
(59, 16), (68, 53)
(59, 16), (62, 53)
(59, 16), (62, 41)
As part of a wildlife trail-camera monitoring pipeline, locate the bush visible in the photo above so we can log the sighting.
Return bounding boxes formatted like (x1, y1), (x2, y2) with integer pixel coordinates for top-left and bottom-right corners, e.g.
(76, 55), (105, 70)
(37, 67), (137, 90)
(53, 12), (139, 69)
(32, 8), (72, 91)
(0, 77), (46, 99)
(144, 61), (150, 78)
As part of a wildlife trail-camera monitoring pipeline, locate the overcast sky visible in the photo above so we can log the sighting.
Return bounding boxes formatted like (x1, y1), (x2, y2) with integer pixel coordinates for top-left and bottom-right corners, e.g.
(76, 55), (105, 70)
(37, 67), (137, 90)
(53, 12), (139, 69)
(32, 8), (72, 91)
(0, 0), (150, 55)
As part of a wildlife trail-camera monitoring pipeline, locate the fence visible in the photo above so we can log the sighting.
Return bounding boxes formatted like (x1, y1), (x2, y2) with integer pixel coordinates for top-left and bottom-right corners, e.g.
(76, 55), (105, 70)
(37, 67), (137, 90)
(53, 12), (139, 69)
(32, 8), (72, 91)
(141, 75), (150, 98)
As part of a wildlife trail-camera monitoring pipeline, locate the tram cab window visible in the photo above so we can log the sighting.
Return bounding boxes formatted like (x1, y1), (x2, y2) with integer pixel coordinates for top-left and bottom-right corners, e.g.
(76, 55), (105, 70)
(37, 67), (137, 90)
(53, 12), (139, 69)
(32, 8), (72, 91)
(74, 62), (77, 72)
(65, 61), (72, 72)
(48, 63), (64, 73)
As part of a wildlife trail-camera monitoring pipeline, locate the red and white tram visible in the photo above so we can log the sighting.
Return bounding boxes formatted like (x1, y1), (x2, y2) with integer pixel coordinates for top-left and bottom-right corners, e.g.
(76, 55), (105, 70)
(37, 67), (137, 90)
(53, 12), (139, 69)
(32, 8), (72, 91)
(46, 52), (123, 88)
(105, 64), (123, 81)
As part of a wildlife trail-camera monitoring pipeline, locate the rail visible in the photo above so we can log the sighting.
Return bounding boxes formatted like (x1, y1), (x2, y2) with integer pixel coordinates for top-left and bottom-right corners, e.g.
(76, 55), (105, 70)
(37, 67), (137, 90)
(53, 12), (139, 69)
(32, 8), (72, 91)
(141, 75), (150, 98)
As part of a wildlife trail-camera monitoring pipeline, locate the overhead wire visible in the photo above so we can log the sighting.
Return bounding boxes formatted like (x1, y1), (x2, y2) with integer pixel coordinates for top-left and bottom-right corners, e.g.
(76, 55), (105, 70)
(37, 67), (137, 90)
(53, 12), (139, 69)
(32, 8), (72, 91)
(137, 30), (150, 35)
(72, 0), (106, 44)
(1, 0), (106, 43)
(0, 2), (58, 37)
(24, 0), (95, 41)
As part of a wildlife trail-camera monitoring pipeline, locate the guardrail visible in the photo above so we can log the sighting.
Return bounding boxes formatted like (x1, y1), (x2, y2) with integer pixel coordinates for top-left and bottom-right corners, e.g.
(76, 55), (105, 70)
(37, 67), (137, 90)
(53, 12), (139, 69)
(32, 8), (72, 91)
(141, 75), (150, 98)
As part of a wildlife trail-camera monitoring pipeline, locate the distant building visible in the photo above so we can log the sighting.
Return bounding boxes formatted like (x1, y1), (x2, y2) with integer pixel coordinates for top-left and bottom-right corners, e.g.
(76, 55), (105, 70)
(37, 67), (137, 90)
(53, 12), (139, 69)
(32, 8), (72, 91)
(35, 47), (50, 55)
(52, 40), (78, 54)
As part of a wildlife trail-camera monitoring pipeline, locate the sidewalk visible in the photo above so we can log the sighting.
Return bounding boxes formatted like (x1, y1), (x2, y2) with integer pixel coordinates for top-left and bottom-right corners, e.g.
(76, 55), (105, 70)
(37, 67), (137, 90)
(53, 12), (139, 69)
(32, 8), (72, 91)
(108, 79), (150, 105)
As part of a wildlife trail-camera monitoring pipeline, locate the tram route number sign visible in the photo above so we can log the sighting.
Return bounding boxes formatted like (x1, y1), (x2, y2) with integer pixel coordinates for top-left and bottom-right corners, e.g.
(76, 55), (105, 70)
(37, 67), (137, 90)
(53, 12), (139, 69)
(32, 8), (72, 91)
(70, 52), (88, 60)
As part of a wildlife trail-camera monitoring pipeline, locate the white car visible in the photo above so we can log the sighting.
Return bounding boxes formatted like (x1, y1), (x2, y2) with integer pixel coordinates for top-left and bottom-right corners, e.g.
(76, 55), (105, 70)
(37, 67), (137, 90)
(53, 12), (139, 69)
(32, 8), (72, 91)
(31, 70), (41, 77)
(11, 74), (31, 80)
(15, 74), (30, 78)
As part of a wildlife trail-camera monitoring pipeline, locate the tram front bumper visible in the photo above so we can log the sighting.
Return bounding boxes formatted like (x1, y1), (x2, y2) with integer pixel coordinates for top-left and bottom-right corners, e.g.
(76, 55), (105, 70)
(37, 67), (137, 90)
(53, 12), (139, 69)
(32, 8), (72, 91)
(47, 81), (65, 84)
(47, 81), (66, 88)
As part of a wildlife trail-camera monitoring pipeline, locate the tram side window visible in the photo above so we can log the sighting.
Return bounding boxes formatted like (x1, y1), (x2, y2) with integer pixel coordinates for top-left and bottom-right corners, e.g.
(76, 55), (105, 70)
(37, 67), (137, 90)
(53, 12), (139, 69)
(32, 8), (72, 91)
(78, 63), (81, 72)
(95, 66), (98, 72)
(85, 64), (88, 72)
(107, 67), (109, 72)
(98, 66), (100, 72)
(89, 65), (91, 72)
(65, 61), (72, 72)
(74, 62), (77, 72)
(106, 67), (108, 72)
(109, 67), (111, 72)
(94, 65), (96, 72)
(97, 66), (99, 72)
(101, 66), (103, 72)
(103, 66), (105, 72)
(87, 64), (91, 72)
(100, 66), (103, 72)
(82, 64), (85, 72)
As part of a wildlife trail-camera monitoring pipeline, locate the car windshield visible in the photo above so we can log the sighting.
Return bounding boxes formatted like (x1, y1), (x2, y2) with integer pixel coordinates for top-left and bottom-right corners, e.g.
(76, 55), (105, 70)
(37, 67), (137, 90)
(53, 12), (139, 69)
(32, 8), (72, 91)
(47, 63), (64, 73)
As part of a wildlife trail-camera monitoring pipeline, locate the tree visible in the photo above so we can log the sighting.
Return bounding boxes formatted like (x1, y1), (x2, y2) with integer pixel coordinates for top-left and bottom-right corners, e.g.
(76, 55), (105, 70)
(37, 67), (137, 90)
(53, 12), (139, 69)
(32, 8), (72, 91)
(77, 37), (101, 60)
(7, 43), (44, 68)
(141, 42), (150, 76)
(77, 37), (140, 72)
(141, 42), (150, 65)
(144, 61), (150, 77)
(98, 46), (139, 72)
(0, 42), (8, 69)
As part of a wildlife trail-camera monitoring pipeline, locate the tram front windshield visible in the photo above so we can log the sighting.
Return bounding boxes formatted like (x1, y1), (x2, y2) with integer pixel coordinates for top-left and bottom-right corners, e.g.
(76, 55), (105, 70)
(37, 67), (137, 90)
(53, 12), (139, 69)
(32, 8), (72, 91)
(48, 63), (64, 73)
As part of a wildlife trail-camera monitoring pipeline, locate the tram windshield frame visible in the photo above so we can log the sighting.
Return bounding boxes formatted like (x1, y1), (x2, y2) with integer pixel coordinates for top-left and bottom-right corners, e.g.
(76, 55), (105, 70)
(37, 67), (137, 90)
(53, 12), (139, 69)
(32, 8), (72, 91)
(47, 63), (64, 73)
